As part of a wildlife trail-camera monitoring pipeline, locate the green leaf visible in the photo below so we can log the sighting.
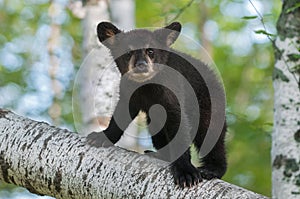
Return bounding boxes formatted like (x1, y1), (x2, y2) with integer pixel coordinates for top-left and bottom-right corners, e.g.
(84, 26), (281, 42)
(273, 68), (290, 82)
(254, 30), (276, 37)
(241, 15), (258, 20)
(287, 53), (300, 62)
(286, 2), (300, 14)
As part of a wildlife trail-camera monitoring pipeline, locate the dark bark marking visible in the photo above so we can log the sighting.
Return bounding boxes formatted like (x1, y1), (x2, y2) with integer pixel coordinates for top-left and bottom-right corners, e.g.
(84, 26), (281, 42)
(211, 185), (227, 199)
(25, 165), (29, 178)
(294, 129), (300, 143)
(274, 47), (284, 61)
(0, 151), (10, 183)
(96, 162), (103, 173)
(219, 186), (230, 198)
(21, 143), (27, 151)
(68, 189), (73, 197)
(291, 191), (300, 195)
(285, 158), (299, 172)
(47, 177), (52, 191)
(10, 136), (17, 148)
(24, 122), (40, 135)
(82, 174), (87, 181)
(9, 175), (16, 184)
(277, 0), (300, 40)
(274, 155), (300, 178)
(0, 109), (10, 119)
(24, 123), (31, 131)
(76, 152), (84, 171)
(33, 132), (43, 143)
(39, 135), (53, 160)
(25, 180), (40, 195)
(138, 172), (150, 198)
(207, 181), (223, 197)
(273, 154), (285, 169)
(165, 186), (172, 198)
(295, 174), (300, 186)
(54, 169), (62, 192)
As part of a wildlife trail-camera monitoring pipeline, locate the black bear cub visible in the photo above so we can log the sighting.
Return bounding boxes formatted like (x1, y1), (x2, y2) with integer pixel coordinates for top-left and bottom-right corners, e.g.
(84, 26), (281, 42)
(87, 21), (227, 188)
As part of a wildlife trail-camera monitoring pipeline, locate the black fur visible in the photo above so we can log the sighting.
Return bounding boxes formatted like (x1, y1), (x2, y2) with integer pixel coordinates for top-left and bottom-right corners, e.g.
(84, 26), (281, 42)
(87, 22), (227, 188)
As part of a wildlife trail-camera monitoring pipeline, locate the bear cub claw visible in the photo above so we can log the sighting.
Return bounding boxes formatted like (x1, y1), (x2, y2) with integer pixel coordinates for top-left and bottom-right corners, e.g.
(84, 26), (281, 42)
(171, 165), (202, 188)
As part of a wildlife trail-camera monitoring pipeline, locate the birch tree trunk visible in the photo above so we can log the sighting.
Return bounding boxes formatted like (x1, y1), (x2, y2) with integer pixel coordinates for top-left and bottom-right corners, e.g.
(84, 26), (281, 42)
(110, 0), (135, 30)
(75, 0), (118, 135)
(272, 1), (300, 198)
(73, 0), (140, 151)
(0, 109), (268, 199)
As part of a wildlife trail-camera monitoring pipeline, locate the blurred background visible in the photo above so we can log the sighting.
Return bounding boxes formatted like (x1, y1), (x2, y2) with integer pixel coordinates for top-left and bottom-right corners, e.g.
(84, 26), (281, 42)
(0, 0), (281, 198)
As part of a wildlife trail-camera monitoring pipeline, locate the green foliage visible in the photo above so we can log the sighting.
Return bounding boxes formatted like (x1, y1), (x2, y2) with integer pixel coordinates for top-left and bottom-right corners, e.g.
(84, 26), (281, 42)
(287, 53), (300, 62)
(254, 29), (276, 37)
(242, 15), (258, 20)
(285, 2), (300, 13)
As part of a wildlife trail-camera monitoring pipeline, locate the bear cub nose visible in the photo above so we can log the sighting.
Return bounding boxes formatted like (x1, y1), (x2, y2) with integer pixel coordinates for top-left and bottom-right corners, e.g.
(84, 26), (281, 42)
(135, 60), (148, 73)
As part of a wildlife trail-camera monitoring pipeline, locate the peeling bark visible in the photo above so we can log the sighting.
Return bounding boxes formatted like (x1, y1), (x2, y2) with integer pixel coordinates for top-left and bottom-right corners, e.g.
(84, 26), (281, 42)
(0, 109), (268, 198)
(272, 0), (300, 198)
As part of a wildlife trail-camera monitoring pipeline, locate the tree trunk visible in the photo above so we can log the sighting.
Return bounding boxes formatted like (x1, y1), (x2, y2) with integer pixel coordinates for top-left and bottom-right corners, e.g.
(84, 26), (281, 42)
(75, 0), (119, 135)
(110, 0), (135, 30)
(272, 0), (300, 198)
(74, 0), (140, 151)
(0, 109), (268, 199)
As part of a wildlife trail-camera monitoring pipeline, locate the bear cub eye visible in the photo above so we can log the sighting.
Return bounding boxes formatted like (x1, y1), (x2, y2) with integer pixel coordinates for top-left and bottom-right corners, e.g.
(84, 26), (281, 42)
(146, 48), (154, 57)
(126, 50), (132, 56)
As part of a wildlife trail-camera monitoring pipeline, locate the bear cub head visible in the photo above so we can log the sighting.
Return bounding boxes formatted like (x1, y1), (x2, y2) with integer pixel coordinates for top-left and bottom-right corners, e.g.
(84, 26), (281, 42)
(97, 22), (181, 82)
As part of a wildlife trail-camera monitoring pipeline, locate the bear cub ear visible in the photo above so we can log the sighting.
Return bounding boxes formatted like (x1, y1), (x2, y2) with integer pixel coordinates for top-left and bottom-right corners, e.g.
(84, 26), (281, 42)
(97, 22), (122, 47)
(154, 22), (182, 46)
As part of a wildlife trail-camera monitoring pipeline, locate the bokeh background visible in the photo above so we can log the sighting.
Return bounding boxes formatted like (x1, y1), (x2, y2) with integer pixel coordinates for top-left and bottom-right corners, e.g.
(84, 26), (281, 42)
(0, 0), (281, 198)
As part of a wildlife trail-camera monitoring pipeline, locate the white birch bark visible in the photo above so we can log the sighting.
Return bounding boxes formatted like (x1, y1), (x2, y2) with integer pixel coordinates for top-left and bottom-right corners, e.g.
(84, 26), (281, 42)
(0, 109), (268, 199)
(75, 0), (120, 135)
(272, 0), (300, 198)
(110, 0), (135, 30)
(73, 0), (139, 150)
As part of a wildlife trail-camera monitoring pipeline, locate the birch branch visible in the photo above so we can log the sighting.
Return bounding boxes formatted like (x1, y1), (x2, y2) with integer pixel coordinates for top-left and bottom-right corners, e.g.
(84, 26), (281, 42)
(0, 109), (268, 199)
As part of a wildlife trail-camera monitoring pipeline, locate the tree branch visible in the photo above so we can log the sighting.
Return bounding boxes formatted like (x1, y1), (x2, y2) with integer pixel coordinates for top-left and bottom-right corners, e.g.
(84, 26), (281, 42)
(0, 109), (268, 199)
